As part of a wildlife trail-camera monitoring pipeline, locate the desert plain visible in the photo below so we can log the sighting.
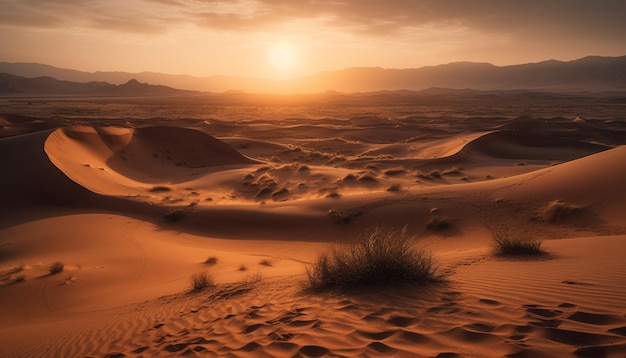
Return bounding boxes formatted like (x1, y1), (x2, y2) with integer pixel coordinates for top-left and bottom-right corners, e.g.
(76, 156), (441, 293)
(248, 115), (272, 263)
(1, 92), (626, 357)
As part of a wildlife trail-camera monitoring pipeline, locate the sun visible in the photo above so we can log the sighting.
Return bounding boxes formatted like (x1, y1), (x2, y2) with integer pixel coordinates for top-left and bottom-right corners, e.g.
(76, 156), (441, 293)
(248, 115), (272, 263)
(267, 42), (298, 74)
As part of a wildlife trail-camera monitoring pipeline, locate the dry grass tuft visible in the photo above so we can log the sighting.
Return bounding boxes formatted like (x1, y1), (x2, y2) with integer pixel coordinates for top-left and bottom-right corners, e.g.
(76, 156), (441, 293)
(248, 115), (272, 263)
(190, 271), (215, 292)
(204, 256), (218, 265)
(539, 200), (581, 223)
(426, 216), (452, 231)
(305, 226), (438, 291)
(163, 209), (185, 222)
(49, 261), (64, 275)
(149, 185), (172, 192)
(259, 259), (273, 267)
(238, 264), (248, 271)
(242, 272), (263, 286)
(493, 233), (546, 256)
(328, 209), (361, 224)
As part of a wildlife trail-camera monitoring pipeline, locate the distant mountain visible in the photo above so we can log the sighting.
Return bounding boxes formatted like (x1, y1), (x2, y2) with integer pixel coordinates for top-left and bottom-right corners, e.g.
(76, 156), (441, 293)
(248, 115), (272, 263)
(1, 55), (625, 93)
(0, 73), (194, 96)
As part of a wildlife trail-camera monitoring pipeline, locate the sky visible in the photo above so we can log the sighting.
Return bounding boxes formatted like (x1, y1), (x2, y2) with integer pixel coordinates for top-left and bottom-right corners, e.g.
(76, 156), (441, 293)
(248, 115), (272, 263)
(1, 0), (625, 80)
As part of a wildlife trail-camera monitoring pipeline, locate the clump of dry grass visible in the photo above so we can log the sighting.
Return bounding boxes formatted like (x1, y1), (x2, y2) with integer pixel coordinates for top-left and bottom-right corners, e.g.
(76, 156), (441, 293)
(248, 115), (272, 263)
(539, 200), (580, 223)
(163, 209), (185, 222)
(328, 209), (361, 224)
(493, 233), (545, 256)
(305, 226), (438, 291)
(149, 185), (172, 192)
(259, 259), (273, 267)
(204, 256), (218, 265)
(242, 272), (263, 286)
(49, 261), (64, 275)
(190, 271), (215, 292)
(238, 264), (248, 271)
(427, 216), (452, 231)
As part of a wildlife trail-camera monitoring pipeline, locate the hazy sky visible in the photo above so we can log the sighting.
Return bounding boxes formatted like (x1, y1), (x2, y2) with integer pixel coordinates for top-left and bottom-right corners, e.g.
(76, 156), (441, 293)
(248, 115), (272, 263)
(1, 0), (625, 79)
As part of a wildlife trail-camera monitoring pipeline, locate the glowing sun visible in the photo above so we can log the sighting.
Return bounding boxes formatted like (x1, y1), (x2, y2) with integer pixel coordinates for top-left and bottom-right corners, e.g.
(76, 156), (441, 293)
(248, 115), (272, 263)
(267, 42), (298, 73)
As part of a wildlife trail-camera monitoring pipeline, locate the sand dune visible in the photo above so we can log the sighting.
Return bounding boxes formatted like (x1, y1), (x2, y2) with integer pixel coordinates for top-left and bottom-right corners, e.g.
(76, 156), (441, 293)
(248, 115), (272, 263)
(1, 105), (626, 357)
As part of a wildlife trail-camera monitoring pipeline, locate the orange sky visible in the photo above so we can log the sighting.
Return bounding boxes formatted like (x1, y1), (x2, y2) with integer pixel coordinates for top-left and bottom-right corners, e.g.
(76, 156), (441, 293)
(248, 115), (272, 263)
(1, 0), (625, 79)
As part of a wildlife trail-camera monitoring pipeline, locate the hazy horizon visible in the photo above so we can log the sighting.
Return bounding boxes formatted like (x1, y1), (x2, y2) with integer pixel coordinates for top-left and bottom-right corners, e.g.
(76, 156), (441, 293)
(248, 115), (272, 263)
(1, 1), (626, 80)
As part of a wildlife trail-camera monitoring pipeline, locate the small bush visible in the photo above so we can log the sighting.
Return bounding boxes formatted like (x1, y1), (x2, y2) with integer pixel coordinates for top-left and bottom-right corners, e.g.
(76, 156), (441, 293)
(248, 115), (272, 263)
(149, 185), (172, 192)
(242, 272), (263, 286)
(190, 271), (215, 292)
(427, 216), (451, 231)
(328, 209), (361, 224)
(305, 226), (438, 291)
(259, 259), (272, 267)
(204, 256), (218, 265)
(539, 200), (580, 223)
(49, 261), (64, 275)
(163, 209), (185, 222)
(493, 234), (545, 256)
(238, 264), (248, 271)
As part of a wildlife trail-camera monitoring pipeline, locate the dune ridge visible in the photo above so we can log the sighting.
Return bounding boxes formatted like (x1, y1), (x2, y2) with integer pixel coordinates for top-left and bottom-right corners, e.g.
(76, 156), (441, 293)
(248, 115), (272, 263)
(1, 107), (626, 357)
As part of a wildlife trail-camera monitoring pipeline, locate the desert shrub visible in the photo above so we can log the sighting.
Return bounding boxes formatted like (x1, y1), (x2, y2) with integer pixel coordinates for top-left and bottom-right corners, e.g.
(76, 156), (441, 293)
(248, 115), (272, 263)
(493, 234), (545, 256)
(328, 209), (361, 224)
(190, 271), (215, 292)
(384, 169), (407, 177)
(204, 256), (218, 265)
(387, 184), (402, 192)
(163, 209), (185, 222)
(238, 264), (248, 271)
(49, 261), (64, 275)
(242, 272), (263, 286)
(427, 216), (451, 231)
(305, 226), (438, 291)
(149, 185), (171, 192)
(539, 200), (580, 223)
(259, 259), (273, 267)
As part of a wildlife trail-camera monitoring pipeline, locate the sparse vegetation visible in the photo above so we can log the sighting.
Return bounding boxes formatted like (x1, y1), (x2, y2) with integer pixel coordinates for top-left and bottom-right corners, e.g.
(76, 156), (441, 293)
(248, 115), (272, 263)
(259, 259), (273, 267)
(539, 200), (580, 223)
(163, 209), (185, 222)
(427, 216), (452, 231)
(204, 256), (218, 265)
(190, 271), (215, 292)
(238, 264), (248, 271)
(328, 209), (361, 224)
(149, 185), (172, 192)
(384, 169), (407, 177)
(493, 233), (545, 256)
(242, 272), (263, 286)
(305, 226), (438, 291)
(49, 261), (64, 275)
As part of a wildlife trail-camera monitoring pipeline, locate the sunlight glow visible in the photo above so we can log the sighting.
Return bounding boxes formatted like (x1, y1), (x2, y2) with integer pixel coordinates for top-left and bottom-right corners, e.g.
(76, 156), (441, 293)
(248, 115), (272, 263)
(267, 42), (298, 74)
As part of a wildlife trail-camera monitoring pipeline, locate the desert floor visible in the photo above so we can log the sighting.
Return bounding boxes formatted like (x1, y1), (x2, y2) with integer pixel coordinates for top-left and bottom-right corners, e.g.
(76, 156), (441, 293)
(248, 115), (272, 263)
(1, 94), (626, 357)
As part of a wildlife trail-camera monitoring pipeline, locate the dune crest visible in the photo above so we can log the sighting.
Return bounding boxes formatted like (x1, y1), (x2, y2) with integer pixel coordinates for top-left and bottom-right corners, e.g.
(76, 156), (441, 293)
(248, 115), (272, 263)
(44, 125), (256, 194)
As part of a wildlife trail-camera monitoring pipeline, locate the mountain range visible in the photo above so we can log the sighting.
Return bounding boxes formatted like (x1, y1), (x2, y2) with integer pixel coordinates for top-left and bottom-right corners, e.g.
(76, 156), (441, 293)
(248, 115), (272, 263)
(1, 55), (625, 94)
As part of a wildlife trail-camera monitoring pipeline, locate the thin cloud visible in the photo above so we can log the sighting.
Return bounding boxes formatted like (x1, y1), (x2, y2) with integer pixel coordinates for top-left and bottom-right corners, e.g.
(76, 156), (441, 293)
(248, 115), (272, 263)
(0, 0), (625, 41)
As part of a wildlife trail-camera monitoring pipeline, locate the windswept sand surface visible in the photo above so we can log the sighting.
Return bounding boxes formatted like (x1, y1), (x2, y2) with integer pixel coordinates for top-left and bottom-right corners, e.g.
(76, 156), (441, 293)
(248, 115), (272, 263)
(1, 98), (626, 357)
